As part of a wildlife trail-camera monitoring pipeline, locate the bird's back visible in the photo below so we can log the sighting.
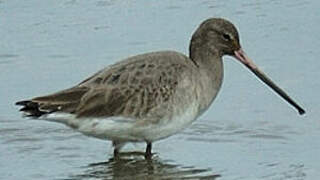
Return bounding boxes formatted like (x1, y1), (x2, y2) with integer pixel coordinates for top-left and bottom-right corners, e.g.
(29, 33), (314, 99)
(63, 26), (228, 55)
(17, 51), (201, 124)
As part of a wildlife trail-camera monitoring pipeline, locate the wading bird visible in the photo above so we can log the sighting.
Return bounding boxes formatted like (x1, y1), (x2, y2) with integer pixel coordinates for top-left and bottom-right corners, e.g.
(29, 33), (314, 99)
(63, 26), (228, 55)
(16, 18), (305, 158)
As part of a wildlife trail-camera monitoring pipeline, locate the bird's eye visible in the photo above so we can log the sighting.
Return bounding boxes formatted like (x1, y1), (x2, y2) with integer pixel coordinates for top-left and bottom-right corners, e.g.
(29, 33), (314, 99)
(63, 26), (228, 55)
(222, 33), (231, 41)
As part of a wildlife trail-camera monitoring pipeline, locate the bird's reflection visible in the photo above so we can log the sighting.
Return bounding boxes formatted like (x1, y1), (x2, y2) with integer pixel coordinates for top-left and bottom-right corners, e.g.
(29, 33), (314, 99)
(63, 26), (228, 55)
(68, 152), (220, 180)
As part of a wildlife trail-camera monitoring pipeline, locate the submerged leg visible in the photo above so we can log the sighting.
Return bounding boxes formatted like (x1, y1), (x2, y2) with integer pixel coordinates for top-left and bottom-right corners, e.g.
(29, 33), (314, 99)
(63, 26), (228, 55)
(112, 141), (125, 158)
(145, 142), (152, 159)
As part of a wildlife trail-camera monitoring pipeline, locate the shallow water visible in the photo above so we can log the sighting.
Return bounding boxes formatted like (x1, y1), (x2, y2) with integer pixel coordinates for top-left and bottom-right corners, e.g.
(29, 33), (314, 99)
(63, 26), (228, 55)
(1, 0), (320, 179)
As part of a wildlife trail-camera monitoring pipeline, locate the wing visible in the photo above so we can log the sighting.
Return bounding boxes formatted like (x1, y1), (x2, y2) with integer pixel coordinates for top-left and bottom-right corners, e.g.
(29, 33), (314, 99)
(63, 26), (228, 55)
(74, 51), (193, 119)
(16, 51), (196, 119)
(16, 86), (89, 117)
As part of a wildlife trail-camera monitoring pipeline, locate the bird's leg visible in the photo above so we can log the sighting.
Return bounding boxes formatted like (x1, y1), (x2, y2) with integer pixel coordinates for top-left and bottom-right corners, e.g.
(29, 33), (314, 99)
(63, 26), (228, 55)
(145, 142), (152, 159)
(112, 141), (125, 158)
(113, 148), (119, 157)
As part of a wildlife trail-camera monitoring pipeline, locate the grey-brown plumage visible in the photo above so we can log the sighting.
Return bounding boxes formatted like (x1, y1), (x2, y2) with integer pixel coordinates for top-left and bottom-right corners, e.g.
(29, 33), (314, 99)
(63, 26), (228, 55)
(16, 18), (305, 158)
(18, 52), (200, 119)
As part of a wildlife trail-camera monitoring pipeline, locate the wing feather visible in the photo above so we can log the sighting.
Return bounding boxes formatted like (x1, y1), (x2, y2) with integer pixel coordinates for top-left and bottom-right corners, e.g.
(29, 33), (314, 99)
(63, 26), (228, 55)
(16, 51), (195, 119)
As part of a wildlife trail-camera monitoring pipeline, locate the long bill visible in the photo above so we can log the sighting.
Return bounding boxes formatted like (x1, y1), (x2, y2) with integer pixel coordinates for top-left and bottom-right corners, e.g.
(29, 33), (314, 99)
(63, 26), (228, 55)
(234, 48), (305, 115)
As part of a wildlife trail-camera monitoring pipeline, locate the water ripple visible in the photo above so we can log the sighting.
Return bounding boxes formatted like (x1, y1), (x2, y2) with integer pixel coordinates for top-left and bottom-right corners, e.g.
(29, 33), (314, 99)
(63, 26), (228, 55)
(260, 163), (307, 180)
(67, 155), (220, 180)
(0, 54), (19, 65)
(183, 120), (296, 143)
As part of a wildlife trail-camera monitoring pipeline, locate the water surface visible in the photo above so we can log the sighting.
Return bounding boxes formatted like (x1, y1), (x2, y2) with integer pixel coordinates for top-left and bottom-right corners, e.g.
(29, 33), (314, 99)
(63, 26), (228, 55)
(1, 0), (320, 179)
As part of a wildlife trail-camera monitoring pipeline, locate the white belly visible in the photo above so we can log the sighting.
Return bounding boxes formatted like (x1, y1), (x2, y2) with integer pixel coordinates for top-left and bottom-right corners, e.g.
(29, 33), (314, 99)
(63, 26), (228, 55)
(43, 102), (200, 143)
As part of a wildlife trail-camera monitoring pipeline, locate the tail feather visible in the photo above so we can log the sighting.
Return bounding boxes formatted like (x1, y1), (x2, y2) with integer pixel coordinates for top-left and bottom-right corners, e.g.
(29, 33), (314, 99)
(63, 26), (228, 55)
(16, 86), (89, 118)
(16, 100), (48, 117)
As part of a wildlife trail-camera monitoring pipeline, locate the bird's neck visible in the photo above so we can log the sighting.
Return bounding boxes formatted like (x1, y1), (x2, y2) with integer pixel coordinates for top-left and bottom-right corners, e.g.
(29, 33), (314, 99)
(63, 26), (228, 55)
(190, 47), (221, 68)
(189, 41), (224, 115)
(189, 33), (223, 65)
(189, 37), (224, 75)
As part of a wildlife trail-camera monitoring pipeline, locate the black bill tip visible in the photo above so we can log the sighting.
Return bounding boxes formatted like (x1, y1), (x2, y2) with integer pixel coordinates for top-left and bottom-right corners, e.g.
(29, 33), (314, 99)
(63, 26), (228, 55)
(298, 108), (306, 115)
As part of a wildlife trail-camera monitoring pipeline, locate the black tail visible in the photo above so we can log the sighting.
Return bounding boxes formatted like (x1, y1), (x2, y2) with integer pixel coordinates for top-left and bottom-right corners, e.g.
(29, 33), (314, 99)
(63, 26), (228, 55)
(15, 100), (48, 118)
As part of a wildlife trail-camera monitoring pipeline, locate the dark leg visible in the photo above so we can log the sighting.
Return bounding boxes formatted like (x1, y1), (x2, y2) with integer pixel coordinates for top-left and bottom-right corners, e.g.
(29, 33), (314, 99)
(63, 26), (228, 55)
(113, 148), (119, 157)
(145, 142), (152, 159)
(112, 141), (124, 158)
